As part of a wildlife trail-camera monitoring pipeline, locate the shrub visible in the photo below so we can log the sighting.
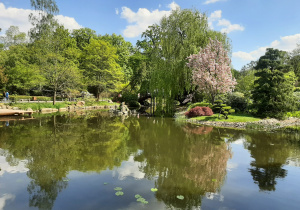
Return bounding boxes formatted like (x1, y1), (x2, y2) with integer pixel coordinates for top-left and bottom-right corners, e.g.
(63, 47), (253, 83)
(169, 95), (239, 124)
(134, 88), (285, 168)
(226, 92), (248, 112)
(202, 107), (214, 116)
(212, 100), (235, 119)
(185, 106), (213, 118)
(187, 102), (212, 111)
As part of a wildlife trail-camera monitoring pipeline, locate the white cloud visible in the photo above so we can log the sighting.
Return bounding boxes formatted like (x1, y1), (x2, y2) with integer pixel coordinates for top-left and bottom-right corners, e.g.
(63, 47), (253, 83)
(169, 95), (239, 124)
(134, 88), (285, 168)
(115, 8), (119, 15)
(204, 0), (226, 5)
(116, 156), (145, 180)
(0, 3), (82, 35)
(233, 34), (300, 61)
(0, 194), (15, 210)
(0, 152), (29, 176)
(208, 10), (244, 34)
(120, 1), (180, 38)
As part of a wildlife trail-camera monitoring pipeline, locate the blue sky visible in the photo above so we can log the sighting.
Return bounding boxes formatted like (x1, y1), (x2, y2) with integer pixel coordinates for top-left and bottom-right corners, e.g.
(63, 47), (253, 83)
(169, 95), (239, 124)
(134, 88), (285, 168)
(1, 0), (300, 70)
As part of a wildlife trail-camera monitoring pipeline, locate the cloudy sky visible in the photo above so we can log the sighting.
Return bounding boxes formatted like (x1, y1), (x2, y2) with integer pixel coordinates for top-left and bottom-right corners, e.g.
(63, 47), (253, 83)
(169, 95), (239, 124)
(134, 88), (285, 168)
(1, 0), (300, 70)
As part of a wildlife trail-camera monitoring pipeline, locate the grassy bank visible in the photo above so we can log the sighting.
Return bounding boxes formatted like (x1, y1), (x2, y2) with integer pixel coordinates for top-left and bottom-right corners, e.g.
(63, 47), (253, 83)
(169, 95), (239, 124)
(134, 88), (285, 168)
(4, 101), (118, 111)
(177, 112), (261, 122)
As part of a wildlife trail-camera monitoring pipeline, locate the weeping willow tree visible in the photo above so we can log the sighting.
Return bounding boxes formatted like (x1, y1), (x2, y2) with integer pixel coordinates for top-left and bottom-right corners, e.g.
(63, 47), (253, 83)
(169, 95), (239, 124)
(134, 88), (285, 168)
(141, 8), (230, 116)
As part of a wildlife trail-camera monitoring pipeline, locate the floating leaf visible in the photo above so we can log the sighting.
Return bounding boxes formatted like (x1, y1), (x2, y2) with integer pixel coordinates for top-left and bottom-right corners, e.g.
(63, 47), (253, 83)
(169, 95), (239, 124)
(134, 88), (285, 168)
(62, 178), (70, 182)
(103, 182), (108, 185)
(212, 179), (217, 182)
(115, 191), (124, 196)
(114, 187), (122, 191)
(176, 195), (184, 200)
(135, 194), (142, 199)
(151, 188), (158, 192)
(137, 197), (148, 204)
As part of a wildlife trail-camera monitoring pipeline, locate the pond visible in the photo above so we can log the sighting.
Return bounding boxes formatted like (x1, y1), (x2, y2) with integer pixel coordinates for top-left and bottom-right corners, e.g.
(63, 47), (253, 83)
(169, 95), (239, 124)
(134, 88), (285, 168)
(0, 111), (300, 210)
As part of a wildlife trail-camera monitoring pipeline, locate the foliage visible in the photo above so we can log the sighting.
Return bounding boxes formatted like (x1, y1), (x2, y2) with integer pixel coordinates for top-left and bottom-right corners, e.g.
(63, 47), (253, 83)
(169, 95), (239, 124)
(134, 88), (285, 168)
(185, 106), (213, 118)
(252, 69), (296, 119)
(100, 33), (133, 83)
(0, 26), (27, 49)
(286, 111), (300, 118)
(80, 38), (124, 100)
(141, 8), (230, 115)
(255, 48), (290, 72)
(187, 38), (236, 104)
(10, 95), (51, 101)
(212, 100), (235, 119)
(187, 102), (212, 111)
(226, 92), (248, 112)
(235, 69), (256, 99)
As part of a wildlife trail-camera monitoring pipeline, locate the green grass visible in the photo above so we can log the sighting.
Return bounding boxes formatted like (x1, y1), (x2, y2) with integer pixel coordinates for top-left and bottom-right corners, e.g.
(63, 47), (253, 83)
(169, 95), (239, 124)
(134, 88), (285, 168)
(9, 102), (71, 111)
(191, 113), (261, 122)
(7, 100), (119, 111)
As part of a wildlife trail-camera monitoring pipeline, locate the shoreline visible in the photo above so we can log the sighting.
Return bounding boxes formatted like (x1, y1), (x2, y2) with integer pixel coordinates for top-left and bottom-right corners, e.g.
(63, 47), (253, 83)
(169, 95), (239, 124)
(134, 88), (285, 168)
(184, 117), (300, 130)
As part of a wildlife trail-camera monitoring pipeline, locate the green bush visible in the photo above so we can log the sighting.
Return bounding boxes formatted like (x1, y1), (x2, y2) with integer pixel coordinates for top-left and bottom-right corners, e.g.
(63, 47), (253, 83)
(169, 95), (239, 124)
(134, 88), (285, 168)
(226, 92), (248, 112)
(10, 95), (52, 101)
(212, 100), (235, 119)
(187, 102), (212, 111)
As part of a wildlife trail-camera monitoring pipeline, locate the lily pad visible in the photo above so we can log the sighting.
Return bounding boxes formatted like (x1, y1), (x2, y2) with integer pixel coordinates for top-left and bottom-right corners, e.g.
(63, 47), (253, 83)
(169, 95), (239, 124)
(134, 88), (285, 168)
(212, 179), (217, 182)
(151, 188), (158, 192)
(137, 197), (148, 204)
(62, 178), (70, 182)
(135, 194), (142, 199)
(114, 187), (122, 191)
(176, 195), (184, 200)
(103, 182), (108, 185)
(115, 191), (124, 196)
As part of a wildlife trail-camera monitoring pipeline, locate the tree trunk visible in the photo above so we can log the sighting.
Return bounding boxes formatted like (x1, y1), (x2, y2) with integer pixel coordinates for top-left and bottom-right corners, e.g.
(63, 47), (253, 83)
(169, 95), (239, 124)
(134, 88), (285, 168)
(53, 90), (56, 105)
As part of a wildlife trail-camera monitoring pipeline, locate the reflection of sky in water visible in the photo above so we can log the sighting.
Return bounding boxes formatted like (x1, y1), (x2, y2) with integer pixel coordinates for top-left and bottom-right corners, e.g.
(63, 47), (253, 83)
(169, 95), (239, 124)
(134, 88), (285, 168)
(0, 149), (28, 176)
(0, 194), (15, 210)
(116, 156), (146, 180)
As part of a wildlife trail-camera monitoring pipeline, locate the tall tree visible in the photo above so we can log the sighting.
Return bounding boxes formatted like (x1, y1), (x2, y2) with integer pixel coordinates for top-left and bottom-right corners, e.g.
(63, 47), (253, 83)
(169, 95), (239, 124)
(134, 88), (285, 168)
(140, 8), (230, 115)
(252, 69), (296, 119)
(33, 26), (82, 104)
(99, 34), (133, 83)
(187, 38), (236, 104)
(255, 48), (289, 71)
(0, 26), (26, 49)
(80, 38), (124, 100)
(71, 28), (97, 50)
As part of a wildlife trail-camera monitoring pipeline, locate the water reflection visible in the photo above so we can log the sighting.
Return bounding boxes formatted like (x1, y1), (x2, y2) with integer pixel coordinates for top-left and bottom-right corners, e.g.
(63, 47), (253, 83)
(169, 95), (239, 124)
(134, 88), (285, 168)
(0, 112), (299, 209)
(244, 132), (297, 191)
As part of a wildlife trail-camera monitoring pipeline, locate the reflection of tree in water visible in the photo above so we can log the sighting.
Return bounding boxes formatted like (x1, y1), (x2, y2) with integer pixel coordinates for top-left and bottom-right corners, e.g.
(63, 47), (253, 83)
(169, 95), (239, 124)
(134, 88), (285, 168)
(126, 119), (232, 209)
(245, 132), (293, 191)
(183, 124), (213, 135)
(0, 112), (131, 209)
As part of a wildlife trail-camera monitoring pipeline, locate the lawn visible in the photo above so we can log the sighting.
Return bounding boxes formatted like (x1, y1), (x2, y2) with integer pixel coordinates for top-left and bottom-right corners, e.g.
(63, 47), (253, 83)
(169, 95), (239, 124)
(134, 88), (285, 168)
(192, 113), (261, 122)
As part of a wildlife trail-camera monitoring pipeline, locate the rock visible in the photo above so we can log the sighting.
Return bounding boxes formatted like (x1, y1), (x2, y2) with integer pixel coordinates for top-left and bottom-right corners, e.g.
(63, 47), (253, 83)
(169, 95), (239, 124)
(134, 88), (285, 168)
(12, 107), (19, 110)
(26, 108), (33, 112)
(107, 99), (113, 103)
(58, 108), (67, 112)
(76, 101), (85, 106)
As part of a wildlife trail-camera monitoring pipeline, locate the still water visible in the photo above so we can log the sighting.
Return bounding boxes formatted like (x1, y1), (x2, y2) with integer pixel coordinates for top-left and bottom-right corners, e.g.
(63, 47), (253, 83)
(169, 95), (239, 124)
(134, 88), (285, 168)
(0, 111), (300, 210)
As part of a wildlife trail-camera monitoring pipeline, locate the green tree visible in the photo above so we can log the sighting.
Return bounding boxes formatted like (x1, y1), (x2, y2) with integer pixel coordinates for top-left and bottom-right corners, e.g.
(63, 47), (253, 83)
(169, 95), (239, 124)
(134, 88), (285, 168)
(33, 26), (82, 104)
(0, 26), (26, 49)
(255, 48), (289, 72)
(80, 38), (124, 100)
(289, 44), (300, 82)
(252, 69), (296, 119)
(71, 27), (97, 50)
(140, 8), (230, 115)
(100, 33), (133, 83)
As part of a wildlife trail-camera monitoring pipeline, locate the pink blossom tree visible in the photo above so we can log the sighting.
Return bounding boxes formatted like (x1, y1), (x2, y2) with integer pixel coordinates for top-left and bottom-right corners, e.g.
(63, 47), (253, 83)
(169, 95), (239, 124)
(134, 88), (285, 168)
(187, 38), (237, 104)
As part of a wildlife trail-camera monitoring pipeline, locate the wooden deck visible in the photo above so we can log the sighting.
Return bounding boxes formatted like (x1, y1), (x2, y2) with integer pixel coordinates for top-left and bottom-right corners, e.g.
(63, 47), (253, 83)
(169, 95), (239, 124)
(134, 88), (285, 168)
(0, 109), (33, 116)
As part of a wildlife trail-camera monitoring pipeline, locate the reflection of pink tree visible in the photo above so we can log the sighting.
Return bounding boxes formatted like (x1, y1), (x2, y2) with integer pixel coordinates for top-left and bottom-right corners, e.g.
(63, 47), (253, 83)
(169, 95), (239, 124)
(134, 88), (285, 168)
(187, 38), (236, 104)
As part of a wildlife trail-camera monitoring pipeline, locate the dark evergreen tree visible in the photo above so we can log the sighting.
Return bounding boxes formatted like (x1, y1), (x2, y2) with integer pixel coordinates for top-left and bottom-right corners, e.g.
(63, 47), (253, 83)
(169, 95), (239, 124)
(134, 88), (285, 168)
(252, 69), (296, 119)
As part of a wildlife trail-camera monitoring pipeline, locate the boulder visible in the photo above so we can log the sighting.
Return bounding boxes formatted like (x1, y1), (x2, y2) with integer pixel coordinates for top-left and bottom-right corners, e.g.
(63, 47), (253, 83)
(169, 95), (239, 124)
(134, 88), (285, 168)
(76, 101), (85, 106)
